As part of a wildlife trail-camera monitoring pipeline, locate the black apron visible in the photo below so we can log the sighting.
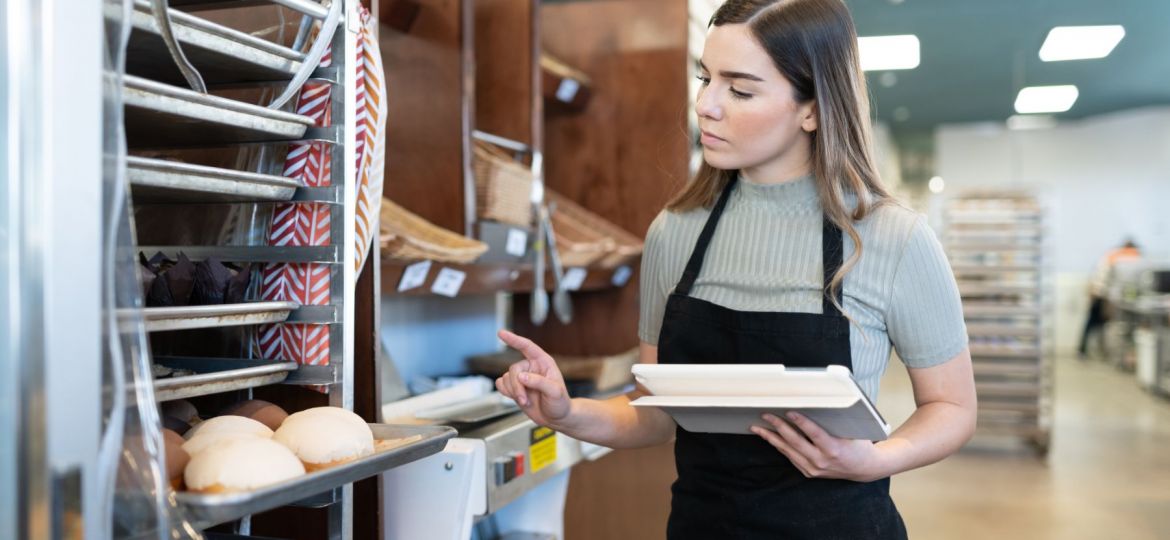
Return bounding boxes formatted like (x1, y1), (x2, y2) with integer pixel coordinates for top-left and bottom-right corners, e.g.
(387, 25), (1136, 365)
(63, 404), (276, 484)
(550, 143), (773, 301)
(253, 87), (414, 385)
(658, 173), (907, 540)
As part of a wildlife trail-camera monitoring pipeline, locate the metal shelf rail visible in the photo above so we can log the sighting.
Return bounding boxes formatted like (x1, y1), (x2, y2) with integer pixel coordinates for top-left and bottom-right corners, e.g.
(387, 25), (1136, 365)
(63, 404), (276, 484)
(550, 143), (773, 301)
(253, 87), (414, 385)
(945, 192), (1052, 455)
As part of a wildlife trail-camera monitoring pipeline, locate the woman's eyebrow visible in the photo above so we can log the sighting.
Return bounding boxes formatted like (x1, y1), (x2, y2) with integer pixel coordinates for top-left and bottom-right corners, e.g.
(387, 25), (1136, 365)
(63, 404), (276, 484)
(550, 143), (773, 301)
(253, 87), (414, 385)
(697, 60), (765, 82)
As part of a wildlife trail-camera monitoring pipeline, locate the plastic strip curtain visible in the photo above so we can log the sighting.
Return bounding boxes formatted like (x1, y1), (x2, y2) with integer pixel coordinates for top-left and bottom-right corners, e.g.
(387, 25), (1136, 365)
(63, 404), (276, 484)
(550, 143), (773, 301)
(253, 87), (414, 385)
(259, 5), (385, 384)
(103, 0), (201, 537)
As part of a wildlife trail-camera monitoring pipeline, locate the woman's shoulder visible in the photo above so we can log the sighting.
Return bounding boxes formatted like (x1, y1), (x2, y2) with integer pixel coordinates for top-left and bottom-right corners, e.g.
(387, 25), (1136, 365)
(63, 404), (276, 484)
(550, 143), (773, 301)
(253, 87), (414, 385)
(854, 200), (932, 261)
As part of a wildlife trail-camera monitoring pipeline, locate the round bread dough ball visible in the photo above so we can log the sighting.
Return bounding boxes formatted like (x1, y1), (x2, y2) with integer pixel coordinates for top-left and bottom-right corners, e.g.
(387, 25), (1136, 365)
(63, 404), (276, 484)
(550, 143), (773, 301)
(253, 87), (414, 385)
(184, 437), (305, 493)
(183, 415), (273, 441)
(273, 407), (374, 471)
(182, 431), (267, 457)
(220, 400), (289, 431)
(162, 429), (190, 490)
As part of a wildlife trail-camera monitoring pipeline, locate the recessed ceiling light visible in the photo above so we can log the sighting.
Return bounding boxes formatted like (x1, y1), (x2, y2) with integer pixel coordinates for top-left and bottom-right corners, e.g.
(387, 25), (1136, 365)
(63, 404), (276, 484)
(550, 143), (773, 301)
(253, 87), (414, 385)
(1039, 25), (1125, 61)
(859, 35), (920, 71)
(928, 176), (945, 194)
(1014, 85), (1079, 114)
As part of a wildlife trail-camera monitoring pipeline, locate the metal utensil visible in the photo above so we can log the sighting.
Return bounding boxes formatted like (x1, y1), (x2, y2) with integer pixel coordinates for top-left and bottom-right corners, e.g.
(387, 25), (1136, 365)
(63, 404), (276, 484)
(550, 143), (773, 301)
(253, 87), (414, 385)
(529, 155), (549, 325)
(542, 203), (573, 324)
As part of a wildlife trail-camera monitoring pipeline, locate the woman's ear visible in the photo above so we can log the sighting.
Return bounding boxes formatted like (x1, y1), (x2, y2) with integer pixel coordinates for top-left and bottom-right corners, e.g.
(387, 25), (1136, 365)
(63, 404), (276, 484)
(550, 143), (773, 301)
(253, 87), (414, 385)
(801, 102), (818, 133)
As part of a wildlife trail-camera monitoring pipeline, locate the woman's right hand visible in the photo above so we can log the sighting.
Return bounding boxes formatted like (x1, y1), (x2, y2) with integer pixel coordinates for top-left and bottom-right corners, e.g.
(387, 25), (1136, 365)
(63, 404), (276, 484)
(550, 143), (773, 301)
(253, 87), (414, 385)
(495, 330), (572, 428)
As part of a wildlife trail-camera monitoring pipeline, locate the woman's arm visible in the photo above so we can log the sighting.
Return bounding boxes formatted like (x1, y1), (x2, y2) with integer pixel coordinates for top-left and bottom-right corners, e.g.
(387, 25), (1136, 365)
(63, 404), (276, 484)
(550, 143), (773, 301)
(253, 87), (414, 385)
(496, 332), (677, 449)
(752, 347), (976, 482)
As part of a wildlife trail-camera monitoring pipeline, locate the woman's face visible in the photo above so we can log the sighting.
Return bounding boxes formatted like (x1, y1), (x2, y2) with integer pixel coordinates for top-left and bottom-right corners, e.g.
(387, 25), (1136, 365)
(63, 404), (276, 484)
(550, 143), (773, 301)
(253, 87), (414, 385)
(696, 24), (817, 179)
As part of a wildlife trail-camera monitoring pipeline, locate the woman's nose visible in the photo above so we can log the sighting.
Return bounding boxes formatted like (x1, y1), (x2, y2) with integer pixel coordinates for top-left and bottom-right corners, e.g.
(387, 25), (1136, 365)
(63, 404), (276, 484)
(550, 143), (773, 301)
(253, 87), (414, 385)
(695, 87), (722, 121)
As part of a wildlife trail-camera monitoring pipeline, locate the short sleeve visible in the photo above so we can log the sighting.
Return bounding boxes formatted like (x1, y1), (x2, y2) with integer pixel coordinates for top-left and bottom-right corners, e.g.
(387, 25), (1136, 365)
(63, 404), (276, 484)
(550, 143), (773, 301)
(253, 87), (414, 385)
(886, 216), (969, 368)
(638, 212), (671, 345)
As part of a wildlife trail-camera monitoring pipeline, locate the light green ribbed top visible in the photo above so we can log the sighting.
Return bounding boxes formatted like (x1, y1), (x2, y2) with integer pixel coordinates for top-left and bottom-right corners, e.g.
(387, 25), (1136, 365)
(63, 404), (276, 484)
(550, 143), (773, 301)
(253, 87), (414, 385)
(638, 173), (968, 400)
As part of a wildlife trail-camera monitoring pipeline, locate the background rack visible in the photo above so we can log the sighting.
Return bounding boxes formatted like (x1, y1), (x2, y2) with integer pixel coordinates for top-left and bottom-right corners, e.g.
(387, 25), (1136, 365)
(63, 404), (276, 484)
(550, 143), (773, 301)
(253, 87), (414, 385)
(111, 1), (450, 538)
(944, 192), (1052, 455)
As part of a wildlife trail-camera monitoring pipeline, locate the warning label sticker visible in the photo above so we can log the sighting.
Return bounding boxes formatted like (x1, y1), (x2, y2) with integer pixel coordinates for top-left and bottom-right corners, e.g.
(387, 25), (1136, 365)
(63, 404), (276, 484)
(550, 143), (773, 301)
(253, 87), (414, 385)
(529, 426), (557, 473)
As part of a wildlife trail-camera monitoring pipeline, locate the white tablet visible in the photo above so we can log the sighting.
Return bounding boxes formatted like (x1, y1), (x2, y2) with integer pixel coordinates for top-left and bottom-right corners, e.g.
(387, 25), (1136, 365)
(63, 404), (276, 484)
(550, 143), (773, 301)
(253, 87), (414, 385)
(629, 364), (890, 441)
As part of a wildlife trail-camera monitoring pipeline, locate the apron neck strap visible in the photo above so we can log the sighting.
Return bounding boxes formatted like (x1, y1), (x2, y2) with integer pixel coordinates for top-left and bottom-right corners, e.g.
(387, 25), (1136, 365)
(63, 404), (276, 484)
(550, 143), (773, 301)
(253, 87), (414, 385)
(822, 217), (845, 317)
(673, 173), (738, 297)
(673, 171), (848, 318)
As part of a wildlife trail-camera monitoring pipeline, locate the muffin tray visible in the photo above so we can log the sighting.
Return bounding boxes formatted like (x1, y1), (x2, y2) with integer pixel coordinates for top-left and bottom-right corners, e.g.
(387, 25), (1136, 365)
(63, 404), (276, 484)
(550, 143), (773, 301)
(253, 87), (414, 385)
(127, 156), (301, 203)
(143, 301), (300, 332)
(175, 424), (457, 528)
(152, 358), (300, 401)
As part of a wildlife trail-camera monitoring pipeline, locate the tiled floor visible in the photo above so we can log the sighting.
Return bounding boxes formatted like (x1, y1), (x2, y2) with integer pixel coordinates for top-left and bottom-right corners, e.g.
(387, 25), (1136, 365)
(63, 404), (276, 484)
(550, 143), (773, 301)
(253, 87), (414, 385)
(878, 354), (1170, 539)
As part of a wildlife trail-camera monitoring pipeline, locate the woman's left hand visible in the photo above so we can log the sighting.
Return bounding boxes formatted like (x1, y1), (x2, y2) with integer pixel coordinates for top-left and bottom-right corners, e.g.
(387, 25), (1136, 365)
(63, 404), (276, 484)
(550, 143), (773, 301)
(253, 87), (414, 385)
(752, 412), (888, 483)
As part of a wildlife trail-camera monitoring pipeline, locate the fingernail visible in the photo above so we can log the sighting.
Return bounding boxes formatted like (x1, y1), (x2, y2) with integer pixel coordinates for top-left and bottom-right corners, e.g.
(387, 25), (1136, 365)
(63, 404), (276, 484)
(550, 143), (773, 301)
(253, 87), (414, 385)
(520, 373), (528, 382)
(762, 414), (775, 422)
(787, 412), (798, 421)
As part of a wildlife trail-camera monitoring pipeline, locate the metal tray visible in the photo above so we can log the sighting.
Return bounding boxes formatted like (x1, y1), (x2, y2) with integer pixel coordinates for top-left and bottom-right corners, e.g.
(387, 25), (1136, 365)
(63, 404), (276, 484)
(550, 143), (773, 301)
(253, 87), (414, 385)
(127, 156), (300, 203)
(152, 358), (300, 401)
(118, 0), (303, 85)
(143, 301), (300, 332)
(176, 424), (457, 529)
(122, 75), (314, 146)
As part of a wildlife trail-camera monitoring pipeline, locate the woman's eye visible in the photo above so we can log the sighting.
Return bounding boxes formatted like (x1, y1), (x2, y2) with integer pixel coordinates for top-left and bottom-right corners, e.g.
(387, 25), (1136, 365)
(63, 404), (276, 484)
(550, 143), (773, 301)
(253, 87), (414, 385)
(696, 75), (711, 86)
(730, 88), (753, 100)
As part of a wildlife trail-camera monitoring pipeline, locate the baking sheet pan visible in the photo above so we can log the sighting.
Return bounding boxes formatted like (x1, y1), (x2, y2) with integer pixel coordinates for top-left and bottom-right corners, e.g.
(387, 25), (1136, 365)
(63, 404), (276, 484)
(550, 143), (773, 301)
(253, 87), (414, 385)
(176, 424), (456, 528)
(143, 301), (299, 332)
(127, 156), (300, 203)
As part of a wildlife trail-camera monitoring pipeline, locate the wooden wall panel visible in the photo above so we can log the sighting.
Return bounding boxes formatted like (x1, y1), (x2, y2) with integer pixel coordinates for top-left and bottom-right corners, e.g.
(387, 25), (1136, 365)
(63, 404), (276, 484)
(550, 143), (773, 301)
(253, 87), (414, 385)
(378, 0), (469, 232)
(564, 443), (677, 540)
(515, 0), (690, 358)
(474, 0), (540, 148)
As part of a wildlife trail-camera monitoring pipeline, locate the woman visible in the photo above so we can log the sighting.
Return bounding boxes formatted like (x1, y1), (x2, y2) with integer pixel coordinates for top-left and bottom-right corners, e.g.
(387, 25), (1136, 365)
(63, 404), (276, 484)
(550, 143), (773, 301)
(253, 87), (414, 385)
(496, 0), (976, 537)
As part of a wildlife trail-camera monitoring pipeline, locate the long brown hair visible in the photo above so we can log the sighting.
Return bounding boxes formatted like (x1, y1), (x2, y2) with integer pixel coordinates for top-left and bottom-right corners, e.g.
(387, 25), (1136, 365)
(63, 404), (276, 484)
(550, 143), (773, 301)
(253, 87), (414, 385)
(669, 0), (895, 315)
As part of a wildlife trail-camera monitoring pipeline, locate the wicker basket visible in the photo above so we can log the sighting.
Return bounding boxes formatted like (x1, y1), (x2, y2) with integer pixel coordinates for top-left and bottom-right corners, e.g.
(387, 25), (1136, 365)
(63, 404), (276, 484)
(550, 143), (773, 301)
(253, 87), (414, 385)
(547, 190), (644, 269)
(379, 198), (489, 264)
(473, 141), (534, 227)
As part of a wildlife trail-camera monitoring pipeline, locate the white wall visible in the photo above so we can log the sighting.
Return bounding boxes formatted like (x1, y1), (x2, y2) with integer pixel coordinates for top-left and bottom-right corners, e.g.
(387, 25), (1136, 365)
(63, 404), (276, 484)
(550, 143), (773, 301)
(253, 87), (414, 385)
(931, 107), (1170, 352)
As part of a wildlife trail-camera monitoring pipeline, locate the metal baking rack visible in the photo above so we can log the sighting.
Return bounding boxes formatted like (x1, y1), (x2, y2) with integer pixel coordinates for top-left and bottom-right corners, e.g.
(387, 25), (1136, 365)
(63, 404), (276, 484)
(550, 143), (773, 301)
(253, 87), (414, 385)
(118, 0), (305, 84)
(127, 156), (301, 203)
(945, 192), (1052, 455)
(113, 1), (431, 537)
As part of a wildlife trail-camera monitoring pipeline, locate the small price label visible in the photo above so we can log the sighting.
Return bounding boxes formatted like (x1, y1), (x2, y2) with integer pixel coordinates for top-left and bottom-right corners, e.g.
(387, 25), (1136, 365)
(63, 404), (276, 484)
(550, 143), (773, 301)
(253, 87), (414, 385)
(611, 265), (633, 287)
(506, 228), (529, 257)
(562, 268), (588, 291)
(431, 267), (467, 298)
(555, 78), (581, 103)
(397, 260), (432, 292)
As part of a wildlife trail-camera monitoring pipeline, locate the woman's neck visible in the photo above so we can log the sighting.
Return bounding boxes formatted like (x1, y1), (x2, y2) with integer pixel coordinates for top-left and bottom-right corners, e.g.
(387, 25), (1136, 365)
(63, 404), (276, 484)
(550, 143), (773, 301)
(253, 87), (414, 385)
(740, 145), (814, 185)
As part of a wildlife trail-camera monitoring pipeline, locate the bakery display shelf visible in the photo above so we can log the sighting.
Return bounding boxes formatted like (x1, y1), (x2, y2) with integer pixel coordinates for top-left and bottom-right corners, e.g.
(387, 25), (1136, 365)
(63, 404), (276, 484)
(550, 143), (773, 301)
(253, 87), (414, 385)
(118, 0), (303, 85)
(142, 301), (300, 332)
(947, 243), (1042, 253)
(976, 385), (1045, 400)
(963, 304), (1042, 317)
(973, 360), (1043, 377)
(137, 245), (340, 264)
(957, 283), (1041, 296)
(970, 346), (1042, 358)
(127, 156), (300, 203)
(966, 323), (1043, 338)
(951, 264), (1041, 274)
(175, 424), (457, 529)
(152, 357), (299, 401)
(381, 259), (636, 297)
(122, 75), (313, 146)
(977, 400), (1042, 414)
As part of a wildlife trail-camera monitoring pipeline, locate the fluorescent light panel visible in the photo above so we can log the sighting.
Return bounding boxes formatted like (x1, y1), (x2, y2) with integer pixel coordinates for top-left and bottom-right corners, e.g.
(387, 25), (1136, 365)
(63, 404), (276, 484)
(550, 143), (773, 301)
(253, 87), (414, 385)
(1014, 85), (1079, 114)
(1039, 25), (1125, 61)
(859, 35), (920, 71)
